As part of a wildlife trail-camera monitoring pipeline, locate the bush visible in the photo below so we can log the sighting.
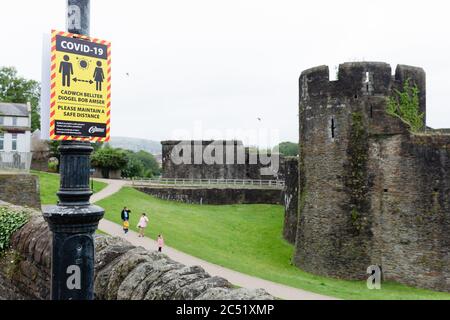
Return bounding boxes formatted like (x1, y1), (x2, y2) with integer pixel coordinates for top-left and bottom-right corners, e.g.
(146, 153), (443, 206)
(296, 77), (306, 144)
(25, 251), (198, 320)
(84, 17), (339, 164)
(387, 79), (425, 133)
(0, 207), (29, 251)
(91, 146), (128, 178)
(274, 142), (299, 157)
(122, 150), (161, 178)
(47, 161), (58, 173)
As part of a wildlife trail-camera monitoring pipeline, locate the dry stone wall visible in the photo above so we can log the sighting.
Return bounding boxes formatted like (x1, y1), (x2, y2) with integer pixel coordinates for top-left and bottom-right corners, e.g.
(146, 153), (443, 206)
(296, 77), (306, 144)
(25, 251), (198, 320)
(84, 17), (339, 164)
(0, 174), (41, 210)
(0, 208), (273, 300)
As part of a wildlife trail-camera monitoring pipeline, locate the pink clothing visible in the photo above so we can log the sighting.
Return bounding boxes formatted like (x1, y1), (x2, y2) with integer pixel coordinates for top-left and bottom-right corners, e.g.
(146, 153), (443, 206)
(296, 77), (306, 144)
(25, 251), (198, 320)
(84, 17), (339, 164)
(157, 237), (164, 248)
(138, 216), (149, 228)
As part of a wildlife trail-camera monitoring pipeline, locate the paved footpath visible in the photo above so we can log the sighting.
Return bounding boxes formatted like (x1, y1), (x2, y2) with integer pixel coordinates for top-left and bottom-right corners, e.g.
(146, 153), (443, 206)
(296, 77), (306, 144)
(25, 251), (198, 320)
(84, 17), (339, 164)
(93, 178), (336, 300)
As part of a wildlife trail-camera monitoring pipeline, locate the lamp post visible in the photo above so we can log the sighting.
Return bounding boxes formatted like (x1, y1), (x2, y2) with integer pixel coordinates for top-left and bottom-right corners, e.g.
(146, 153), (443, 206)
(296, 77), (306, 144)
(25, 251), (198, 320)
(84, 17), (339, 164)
(42, 0), (104, 300)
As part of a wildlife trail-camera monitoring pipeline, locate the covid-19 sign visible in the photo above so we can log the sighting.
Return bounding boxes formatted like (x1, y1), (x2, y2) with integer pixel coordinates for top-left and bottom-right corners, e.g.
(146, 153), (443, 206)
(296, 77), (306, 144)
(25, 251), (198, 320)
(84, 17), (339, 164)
(41, 30), (111, 142)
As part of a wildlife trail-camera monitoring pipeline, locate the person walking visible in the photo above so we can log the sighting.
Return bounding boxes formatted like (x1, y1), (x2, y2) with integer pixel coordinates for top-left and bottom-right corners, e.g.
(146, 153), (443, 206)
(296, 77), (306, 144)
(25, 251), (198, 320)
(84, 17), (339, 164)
(121, 207), (131, 234)
(157, 234), (164, 253)
(137, 213), (149, 237)
(123, 220), (129, 234)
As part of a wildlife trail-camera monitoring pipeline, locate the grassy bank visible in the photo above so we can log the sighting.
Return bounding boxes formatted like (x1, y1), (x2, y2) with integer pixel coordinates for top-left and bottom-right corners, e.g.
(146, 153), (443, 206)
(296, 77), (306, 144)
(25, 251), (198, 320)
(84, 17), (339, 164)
(32, 170), (108, 205)
(97, 187), (450, 300)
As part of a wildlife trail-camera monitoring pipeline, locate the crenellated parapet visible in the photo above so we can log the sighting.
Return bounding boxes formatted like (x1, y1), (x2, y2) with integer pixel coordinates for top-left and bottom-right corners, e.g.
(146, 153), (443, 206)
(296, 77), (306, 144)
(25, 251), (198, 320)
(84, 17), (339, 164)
(299, 62), (426, 139)
(294, 62), (450, 293)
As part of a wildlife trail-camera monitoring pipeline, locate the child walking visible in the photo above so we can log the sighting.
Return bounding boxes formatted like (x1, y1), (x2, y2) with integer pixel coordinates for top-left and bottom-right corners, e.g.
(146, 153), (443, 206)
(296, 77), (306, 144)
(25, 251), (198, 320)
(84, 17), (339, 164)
(157, 234), (164, 252)
(137, 213), (149, 237)
(123, 220), (129, 234)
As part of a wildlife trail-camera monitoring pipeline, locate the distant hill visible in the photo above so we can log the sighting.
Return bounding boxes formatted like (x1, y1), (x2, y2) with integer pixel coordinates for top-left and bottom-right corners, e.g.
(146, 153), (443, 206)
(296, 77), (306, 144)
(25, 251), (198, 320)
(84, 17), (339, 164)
(109, 136), (162, 154)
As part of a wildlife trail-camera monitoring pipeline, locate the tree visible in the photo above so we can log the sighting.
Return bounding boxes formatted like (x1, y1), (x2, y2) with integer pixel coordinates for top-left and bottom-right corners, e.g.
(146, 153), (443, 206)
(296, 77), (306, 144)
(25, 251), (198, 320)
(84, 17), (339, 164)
(121, 150), (161, 178)
(275, 142), (298, 157)
(91, 146), (127, 178)
(134, 150), (161, 177)
(122, 156), (145, 178)
(0, 67), (41, 131)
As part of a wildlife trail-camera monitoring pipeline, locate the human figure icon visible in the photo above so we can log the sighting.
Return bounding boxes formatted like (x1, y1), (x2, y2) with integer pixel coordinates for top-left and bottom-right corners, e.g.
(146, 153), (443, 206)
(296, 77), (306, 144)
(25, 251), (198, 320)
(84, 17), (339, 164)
(59, 55), (73, 87)
(93, 61), (105, 91)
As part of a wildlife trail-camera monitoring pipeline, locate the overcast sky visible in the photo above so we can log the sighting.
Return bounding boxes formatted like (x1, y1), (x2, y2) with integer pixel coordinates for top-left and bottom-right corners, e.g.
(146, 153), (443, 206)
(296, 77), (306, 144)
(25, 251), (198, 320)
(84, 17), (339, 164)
(1, 0), (449, 146)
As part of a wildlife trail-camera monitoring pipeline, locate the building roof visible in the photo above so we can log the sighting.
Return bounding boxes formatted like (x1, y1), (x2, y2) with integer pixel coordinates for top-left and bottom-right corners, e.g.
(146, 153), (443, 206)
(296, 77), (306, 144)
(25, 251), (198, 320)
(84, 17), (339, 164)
(0, 102), (29, 117)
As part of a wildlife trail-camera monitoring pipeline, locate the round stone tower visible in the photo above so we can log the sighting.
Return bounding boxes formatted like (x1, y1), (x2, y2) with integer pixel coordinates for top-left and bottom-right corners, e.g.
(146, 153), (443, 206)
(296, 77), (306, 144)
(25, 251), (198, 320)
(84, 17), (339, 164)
(294, 62), (426, 279)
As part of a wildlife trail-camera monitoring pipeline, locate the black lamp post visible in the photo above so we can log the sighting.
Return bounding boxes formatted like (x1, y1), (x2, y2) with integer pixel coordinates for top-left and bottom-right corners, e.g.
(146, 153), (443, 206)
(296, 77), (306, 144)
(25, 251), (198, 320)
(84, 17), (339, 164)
(42, 0), (104, 300)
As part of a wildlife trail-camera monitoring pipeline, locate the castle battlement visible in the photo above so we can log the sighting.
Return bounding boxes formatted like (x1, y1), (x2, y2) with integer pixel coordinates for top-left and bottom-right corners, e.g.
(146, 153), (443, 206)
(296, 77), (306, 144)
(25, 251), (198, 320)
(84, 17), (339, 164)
(299, 62), (427, 137)
(293, 62), (450, 293)
(300, 62), (426, 112)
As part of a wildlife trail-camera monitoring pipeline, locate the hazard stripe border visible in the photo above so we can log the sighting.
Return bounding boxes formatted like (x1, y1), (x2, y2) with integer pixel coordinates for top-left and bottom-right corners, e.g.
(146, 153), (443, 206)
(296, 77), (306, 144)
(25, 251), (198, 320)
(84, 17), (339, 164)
(49, 29), (111, 143)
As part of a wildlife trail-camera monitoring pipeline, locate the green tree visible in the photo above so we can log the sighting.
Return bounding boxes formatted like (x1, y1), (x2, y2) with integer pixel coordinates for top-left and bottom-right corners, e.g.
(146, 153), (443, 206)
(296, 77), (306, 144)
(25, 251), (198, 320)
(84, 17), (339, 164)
(91, 146), (127, 178)
(275, 142), (298, 156)
(0, 67), (41, 131)
(134, 150), (161, 177)
(121, 150), (161, 178)
(122, 155), (145, 178)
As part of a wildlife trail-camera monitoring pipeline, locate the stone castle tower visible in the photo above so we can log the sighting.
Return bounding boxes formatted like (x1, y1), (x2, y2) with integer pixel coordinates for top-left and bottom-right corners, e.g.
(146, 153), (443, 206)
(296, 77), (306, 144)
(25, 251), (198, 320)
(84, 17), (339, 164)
(294, 62), (450, 292)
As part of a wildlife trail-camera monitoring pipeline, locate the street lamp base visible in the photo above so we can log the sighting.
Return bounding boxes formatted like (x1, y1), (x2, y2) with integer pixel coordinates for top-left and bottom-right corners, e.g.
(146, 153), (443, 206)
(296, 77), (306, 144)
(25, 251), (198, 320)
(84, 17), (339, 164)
(43, 204), (104, 300)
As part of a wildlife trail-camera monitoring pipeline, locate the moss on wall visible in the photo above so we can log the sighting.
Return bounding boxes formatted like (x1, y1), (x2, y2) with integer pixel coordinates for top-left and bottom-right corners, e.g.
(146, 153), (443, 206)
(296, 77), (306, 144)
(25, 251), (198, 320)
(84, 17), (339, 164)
(344, 112), (371, 233)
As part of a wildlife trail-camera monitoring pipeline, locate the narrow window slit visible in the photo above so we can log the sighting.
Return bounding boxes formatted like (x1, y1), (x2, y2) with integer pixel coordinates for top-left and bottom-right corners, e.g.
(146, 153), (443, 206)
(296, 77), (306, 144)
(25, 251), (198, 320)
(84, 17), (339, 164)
(331, 118), (336, 139)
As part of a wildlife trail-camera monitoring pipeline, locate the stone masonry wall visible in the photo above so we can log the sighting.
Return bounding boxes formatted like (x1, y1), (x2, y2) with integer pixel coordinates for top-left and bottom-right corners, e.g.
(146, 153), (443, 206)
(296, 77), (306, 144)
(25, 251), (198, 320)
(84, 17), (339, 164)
(0, 174), (41, 209)
(293, 61), (450, 292)
(0, 208), (273, 300)
(282, 157), (298, 244)
(161, 140), (280, 180)
(135, 186), (283, 205)
(369, 134), (450, 291)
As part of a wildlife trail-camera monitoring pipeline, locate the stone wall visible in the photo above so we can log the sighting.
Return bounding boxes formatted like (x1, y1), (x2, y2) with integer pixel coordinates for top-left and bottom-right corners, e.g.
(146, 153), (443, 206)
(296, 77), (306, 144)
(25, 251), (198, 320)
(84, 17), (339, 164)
(92, 167), (122, 180)
(282, 157), (298, 244)
(0, 174), (41, 209)
(293, 61), (450, 292)
(0, 208), (273, 300)
(161, 140), (281, 180)
(369, 133), (450, 291)
(135, 186), (283, 205)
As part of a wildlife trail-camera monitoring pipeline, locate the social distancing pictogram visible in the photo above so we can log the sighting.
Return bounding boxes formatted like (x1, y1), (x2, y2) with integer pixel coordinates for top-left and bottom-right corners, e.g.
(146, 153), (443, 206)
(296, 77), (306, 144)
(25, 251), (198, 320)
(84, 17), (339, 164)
(50, 29), (111, 142)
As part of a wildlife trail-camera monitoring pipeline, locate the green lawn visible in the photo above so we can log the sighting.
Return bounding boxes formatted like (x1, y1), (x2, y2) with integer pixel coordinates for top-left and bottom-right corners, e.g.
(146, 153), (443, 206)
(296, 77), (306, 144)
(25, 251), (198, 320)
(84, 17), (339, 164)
(96, 229), (110, 236)
(32, 170), (108, 205)
(97, 187), (450, 300)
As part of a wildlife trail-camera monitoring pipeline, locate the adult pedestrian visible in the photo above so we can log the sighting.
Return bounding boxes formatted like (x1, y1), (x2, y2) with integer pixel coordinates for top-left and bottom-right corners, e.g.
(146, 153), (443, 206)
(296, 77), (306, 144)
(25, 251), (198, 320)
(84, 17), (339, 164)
(137, 213), (149, 237)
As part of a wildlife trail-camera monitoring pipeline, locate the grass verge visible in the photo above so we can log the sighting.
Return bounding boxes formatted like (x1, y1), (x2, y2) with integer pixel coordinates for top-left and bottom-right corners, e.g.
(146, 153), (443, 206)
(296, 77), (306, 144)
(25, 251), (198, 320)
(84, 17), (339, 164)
(96, 187), (450, 300)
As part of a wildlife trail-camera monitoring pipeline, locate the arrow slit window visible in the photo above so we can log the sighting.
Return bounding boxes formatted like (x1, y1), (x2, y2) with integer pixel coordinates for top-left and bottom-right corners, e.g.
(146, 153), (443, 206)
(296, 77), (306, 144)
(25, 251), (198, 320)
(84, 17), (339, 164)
(331, 118), (336, 139)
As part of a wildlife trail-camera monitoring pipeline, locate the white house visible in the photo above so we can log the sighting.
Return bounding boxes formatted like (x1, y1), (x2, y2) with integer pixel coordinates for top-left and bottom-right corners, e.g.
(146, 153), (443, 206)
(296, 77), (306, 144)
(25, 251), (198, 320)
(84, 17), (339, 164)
(0, 102), (32, 171)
